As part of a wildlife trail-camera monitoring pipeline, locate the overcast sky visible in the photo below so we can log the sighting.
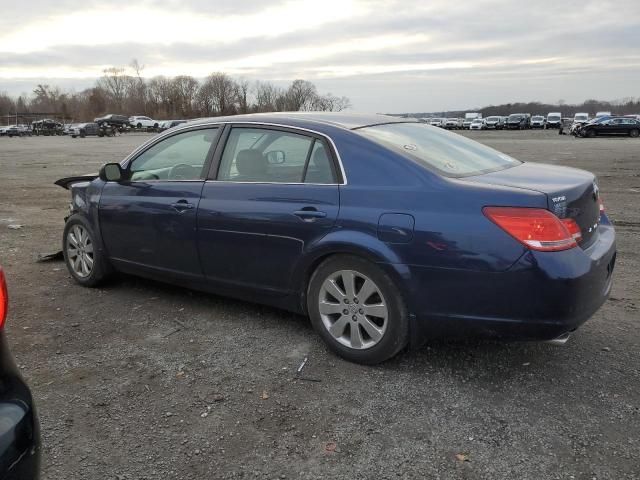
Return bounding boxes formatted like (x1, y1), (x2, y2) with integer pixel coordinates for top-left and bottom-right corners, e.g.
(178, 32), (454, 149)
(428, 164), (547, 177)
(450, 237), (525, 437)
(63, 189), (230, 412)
(1, 0), (639, 112)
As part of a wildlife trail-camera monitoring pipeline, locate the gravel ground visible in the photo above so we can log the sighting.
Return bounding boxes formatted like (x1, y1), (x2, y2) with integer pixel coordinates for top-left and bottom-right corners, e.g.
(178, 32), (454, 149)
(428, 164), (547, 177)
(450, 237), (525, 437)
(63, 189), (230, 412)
(0, 129), (638, 480)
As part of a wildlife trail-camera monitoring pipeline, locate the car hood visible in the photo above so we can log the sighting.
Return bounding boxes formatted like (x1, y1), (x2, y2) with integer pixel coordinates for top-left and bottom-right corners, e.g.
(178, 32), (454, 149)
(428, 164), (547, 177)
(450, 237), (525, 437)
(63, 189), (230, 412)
(462, 162), (601, 248)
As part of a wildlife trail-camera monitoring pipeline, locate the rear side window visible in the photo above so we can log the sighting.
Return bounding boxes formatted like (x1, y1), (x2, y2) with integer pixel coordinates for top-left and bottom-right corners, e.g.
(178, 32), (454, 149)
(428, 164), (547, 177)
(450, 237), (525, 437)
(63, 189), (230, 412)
(217, 127), (337, 184)
(356, 122), (521, 177)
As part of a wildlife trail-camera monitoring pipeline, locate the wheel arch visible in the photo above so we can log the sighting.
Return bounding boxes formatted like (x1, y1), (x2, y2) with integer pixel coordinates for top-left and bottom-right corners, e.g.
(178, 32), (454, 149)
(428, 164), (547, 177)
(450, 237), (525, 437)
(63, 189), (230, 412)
(293, 231), (411, 315)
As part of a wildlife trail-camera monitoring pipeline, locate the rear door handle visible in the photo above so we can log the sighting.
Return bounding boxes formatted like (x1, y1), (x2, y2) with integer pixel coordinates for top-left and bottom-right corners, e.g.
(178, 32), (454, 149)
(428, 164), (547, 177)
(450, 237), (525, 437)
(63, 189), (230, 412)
(294, 208), (327, 221)
(171, 200), (195, 212)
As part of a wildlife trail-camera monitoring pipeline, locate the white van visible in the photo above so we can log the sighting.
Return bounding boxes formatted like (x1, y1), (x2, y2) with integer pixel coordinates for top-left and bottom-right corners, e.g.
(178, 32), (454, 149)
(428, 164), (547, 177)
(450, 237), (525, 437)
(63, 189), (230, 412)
(573, 113), (590, 124)
(546, 112), (562, 129)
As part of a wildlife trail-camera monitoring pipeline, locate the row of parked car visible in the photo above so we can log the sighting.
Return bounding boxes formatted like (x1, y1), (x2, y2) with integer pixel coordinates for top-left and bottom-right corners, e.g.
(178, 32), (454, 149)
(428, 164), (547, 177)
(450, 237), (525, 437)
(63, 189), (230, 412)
(0, 124), (33, 137)
(421, 111), (640, 133)
(1, 115), (188, 139)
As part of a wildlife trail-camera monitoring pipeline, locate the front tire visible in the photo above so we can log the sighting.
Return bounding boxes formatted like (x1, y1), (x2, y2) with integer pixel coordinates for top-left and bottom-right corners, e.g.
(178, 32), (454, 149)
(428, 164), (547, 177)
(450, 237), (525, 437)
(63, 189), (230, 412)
(630, 129), (639, 138)
(587, 129), (597, 138)
(307, 255), (409, 364)
(63, 214), (112, 287)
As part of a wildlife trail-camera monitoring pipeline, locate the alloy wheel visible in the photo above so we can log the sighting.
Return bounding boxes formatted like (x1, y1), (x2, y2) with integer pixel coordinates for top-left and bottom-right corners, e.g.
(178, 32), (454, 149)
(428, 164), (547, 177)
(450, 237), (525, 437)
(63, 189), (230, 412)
(66, 225), (94, 278)
(318, 270), (388, 350)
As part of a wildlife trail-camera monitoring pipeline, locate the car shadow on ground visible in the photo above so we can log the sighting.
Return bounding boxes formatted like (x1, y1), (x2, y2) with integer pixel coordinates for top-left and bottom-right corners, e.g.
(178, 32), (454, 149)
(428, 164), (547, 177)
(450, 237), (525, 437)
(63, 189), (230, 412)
(99, 271), (560, 382)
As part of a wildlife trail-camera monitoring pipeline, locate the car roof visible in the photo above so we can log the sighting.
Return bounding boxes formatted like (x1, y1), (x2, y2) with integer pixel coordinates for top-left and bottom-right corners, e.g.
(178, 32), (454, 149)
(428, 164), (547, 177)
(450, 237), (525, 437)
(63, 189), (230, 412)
(186, 112), (415, 131)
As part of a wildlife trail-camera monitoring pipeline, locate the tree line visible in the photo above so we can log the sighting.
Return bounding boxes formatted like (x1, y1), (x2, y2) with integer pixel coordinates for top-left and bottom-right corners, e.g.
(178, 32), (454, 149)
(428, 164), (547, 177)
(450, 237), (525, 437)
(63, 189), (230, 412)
(0, 62), (351, 122)
(403, 98), (640, 119)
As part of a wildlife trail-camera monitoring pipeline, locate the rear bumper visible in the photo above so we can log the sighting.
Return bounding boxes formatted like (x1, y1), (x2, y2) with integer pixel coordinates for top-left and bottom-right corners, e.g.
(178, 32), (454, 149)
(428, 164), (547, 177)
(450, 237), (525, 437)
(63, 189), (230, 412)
(0, 335), (40, 480)
(400, 224), (616, 344)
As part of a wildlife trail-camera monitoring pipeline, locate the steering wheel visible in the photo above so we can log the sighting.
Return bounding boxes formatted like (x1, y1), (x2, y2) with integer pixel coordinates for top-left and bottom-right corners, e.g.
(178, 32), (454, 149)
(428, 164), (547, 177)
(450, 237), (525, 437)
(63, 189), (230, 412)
(169, 163), (196, 180)
(131, 171), (159, 181)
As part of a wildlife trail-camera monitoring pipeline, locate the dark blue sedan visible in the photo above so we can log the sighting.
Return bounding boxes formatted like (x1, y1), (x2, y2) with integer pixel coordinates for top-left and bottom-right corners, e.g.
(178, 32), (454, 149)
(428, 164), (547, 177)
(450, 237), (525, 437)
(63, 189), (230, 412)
(57, 113), (616, 364)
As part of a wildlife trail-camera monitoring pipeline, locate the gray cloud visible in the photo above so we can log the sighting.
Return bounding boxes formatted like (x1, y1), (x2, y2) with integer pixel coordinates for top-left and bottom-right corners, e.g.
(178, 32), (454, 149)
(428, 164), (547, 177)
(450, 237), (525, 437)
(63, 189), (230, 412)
(1, 0), (640, 111)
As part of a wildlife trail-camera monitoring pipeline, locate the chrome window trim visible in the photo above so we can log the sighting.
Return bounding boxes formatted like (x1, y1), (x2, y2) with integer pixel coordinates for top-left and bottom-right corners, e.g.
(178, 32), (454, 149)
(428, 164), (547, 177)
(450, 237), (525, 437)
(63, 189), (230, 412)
(205, 180), (339, 186)
(119, 124), (223, 168)
(121, 120), (348, 186)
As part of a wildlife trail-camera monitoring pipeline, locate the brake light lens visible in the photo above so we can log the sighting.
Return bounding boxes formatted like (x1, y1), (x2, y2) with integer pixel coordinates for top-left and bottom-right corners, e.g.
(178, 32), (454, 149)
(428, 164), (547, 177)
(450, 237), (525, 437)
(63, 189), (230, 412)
(483, 207), (578, 252)
(0, 268), (7, 330)
(562, 218), (582, 242)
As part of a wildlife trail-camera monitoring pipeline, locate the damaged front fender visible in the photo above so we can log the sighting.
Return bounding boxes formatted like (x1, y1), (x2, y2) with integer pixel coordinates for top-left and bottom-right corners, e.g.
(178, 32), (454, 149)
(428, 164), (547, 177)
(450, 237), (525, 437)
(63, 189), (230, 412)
(54, 174), (98, 190)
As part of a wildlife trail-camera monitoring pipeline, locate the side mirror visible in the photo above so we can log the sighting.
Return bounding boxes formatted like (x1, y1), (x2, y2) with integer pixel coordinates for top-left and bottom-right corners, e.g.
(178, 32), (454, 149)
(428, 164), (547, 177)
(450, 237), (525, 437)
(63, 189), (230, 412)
(266, 150), (286, 164)
(99, 163), (124, 182)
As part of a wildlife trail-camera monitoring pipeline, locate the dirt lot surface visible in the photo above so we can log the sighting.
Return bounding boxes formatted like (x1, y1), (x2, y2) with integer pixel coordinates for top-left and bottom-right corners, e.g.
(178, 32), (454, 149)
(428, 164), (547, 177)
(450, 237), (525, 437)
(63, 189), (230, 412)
(0, 129), (638, 480)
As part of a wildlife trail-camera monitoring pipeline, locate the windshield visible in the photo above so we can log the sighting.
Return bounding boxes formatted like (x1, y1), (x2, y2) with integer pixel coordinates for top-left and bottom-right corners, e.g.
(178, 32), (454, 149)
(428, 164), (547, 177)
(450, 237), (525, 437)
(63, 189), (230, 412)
(356, 122), (522, 177)
(548, 115), (560, 120)
(532, 116), (544, 121)
(575, 114), (588, 120)
(508, 115), (523, 121)
(486, 117), (499, 121)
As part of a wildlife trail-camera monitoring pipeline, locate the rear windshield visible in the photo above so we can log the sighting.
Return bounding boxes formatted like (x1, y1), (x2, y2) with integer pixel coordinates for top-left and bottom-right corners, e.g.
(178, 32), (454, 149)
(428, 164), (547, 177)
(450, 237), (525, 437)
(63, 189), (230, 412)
(356, 122), (522, 177)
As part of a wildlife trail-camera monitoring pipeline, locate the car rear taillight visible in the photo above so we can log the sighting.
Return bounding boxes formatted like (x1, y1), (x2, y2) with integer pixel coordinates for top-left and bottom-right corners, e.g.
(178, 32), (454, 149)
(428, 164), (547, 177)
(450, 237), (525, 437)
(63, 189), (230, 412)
(562, 218), (582, 243)
(483, 207), (578, 252)
(0, 268), (7, 329)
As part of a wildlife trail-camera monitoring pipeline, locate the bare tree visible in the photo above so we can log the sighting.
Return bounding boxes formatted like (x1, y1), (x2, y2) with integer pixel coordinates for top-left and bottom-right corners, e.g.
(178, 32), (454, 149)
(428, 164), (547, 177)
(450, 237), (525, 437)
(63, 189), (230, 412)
(172, 76), (199, 117)
(255, 81), (283, 112)
(0, 67), (354, 121)
(197, 73), (238, 116)
(312, 93), (352, 112)
(284, 79), (317, 111)
(128, 59), (147, 114)
(236, 78), (251, 114)
(147, 76), (174, 117)
(31, 84), (62, 112)
(97, 67), (128, 110)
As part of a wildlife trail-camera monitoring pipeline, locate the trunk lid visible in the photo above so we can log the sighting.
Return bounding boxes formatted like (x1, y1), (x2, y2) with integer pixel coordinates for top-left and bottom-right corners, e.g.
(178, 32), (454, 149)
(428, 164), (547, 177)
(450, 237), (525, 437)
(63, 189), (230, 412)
(464, 162), (602, 248)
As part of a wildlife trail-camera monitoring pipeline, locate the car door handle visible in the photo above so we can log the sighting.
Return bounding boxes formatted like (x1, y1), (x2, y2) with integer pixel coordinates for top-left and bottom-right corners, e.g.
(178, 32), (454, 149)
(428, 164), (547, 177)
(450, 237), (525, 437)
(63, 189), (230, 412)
(294, 208), (327, 221)
(171, 200), (195, 212)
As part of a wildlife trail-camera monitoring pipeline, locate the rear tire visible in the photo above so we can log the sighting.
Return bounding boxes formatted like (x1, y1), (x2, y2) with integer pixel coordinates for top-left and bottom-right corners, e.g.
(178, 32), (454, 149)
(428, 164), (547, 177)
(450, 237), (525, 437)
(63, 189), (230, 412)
(630, 129), (639, 138)
(307, 255), (409, 364)
(63, 214), (112, 287)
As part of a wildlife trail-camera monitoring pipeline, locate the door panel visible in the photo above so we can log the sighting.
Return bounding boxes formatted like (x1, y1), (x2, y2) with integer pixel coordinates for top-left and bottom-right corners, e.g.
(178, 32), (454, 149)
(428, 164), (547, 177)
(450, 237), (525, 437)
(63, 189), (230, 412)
(99, 127), (219, 279)
(197, 182), (339, 292)
(100, 182), (204, 277)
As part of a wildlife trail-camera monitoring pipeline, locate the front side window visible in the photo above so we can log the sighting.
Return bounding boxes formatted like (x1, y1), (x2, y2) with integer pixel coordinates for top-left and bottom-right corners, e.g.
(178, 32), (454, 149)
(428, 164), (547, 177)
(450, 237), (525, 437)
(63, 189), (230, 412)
(356, 122), (521, 177)
(129, 128), (218, 181)
(217, 127), (337, 184)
